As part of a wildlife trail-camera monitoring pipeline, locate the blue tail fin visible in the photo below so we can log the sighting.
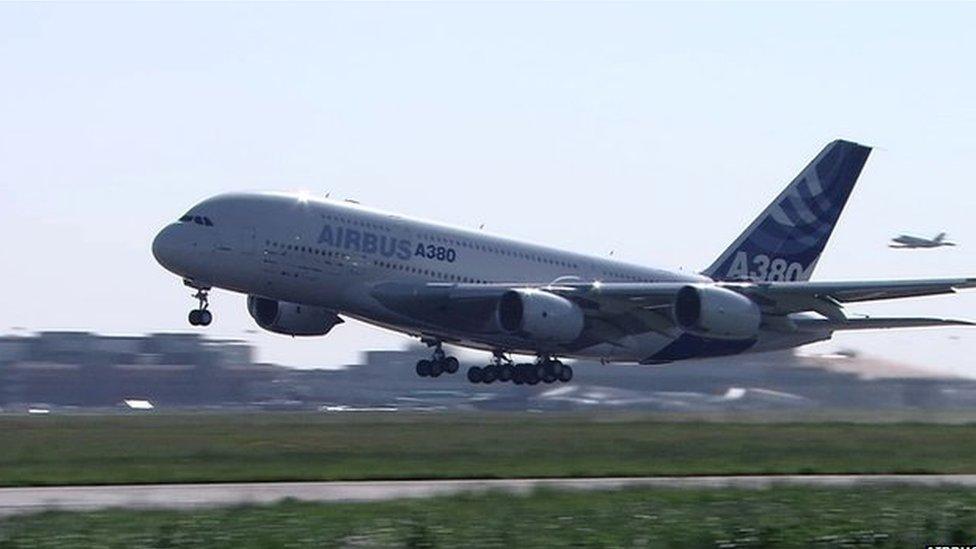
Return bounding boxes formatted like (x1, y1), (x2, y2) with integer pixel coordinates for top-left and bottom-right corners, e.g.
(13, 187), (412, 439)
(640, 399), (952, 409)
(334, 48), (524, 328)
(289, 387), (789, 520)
(704, 139), (871, 282)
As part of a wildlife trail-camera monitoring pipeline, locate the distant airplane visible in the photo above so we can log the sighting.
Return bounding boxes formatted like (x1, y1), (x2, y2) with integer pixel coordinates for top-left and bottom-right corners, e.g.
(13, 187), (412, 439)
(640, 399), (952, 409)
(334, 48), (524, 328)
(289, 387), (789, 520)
(152, 140), (975, 386)
(890, 232), (957, 249)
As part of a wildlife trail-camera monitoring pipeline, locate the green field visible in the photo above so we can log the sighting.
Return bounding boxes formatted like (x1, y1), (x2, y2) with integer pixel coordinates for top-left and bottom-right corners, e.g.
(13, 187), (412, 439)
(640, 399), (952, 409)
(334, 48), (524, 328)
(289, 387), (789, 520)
(3, 413), (976, 486)
(2, 486), (975, 547)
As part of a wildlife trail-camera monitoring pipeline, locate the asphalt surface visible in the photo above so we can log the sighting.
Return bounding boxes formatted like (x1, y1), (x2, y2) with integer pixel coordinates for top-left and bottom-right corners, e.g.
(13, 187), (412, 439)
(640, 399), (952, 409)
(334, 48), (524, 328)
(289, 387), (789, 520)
(3, 475), (976, 517)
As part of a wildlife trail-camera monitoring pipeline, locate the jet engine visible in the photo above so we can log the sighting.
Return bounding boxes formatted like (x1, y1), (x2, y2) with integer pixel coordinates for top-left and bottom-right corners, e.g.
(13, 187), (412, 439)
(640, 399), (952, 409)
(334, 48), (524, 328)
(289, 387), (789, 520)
(673, 285), (761, 340)
(497, 289), (584, 343)
(246, 296), (343, 336)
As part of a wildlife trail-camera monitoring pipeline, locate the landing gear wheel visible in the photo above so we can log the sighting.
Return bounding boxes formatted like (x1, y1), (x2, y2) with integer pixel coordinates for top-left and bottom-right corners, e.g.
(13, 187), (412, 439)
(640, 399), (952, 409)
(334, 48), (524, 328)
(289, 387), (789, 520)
(558, 365), (574, 383)
(416, 360), (432, 377)
(467, 366), (484, 384)
(198, 309), (212, 326)
(541, 360), (561, 383)
(418, 340), (460, 378)
(187, 287), (211, 328)
(498, 364), (514, 382)
(482, 365), (498, 384)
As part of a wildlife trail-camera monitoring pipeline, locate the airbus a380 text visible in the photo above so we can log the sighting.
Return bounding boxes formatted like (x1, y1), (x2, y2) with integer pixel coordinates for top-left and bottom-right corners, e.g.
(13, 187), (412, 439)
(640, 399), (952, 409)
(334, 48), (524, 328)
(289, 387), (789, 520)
(153, 140), (975, 385)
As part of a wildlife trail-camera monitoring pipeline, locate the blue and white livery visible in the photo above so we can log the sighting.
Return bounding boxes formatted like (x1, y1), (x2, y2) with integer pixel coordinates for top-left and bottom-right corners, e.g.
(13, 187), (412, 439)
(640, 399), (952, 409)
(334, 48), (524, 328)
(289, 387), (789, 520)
(152, 140), (975, 385)
(706, 140), (870, 282)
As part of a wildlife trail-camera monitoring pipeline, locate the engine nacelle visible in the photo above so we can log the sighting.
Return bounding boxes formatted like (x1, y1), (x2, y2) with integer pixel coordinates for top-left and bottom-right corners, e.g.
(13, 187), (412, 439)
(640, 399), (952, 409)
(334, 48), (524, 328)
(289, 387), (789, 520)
(246, 296), (343, 337)
(497, 289), (584, 343)
(673, 285), (761, 340)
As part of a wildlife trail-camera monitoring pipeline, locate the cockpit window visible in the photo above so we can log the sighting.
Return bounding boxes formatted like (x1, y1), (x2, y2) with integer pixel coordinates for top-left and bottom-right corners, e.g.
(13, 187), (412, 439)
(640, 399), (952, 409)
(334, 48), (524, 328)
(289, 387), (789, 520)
(178, 214), (215, 227)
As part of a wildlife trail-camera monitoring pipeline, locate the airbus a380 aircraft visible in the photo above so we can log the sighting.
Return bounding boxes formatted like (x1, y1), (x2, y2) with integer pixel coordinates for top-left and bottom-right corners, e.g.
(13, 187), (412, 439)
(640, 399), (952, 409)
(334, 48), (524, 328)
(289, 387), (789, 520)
(153, 140), (975, 385)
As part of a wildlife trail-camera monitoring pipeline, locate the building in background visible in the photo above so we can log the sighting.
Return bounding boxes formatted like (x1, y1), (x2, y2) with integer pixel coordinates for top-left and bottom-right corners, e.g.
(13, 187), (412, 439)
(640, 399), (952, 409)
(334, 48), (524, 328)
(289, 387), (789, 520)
(1, 332), (975, 412)
(0, 332), (277, 409)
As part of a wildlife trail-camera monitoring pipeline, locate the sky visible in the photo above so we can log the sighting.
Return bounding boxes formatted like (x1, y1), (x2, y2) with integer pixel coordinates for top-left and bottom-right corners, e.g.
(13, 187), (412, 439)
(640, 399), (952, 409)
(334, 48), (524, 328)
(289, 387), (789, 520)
(0, 2), (974, 375)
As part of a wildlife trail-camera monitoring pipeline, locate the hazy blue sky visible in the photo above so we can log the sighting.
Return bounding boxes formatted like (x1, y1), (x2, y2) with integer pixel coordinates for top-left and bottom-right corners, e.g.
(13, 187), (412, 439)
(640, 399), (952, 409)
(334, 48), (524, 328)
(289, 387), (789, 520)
(1, 3), (974, 374)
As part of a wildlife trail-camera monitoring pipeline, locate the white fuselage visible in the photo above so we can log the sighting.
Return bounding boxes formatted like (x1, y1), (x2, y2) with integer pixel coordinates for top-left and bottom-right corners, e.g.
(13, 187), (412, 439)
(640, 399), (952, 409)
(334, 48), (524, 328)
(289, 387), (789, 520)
(152, 192), (822, 362)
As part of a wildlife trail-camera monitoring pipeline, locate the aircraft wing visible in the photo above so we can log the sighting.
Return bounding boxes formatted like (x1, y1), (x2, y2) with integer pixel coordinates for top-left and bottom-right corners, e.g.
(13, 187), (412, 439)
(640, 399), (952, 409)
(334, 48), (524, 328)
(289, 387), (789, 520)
(741, 278), (976, 304)
(792, 317), (975, 331)
(373, 277), (975, 339)
(544, 278), (976, 318)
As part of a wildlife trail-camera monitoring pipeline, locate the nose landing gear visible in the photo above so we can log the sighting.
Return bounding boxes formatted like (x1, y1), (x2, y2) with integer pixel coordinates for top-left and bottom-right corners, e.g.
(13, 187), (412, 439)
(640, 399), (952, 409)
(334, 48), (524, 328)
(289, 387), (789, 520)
(187, 287), (212, 327)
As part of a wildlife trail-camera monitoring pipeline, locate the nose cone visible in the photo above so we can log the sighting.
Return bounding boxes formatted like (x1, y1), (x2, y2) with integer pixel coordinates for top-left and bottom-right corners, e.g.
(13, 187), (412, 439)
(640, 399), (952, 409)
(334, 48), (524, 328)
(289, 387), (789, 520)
(152, 223), (188, 275)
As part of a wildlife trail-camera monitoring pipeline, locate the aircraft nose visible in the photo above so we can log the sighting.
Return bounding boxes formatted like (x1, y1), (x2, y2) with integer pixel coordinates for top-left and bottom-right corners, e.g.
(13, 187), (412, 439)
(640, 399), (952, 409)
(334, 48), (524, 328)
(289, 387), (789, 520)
(152, 223), (187, 274)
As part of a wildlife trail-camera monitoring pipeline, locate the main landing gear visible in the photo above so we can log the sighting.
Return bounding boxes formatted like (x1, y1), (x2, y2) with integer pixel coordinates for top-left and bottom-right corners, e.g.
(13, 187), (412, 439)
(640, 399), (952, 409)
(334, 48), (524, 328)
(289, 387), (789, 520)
(187, 288), (213, 327)
(467, 353), (573, 385)
(415, 341), (460, 378)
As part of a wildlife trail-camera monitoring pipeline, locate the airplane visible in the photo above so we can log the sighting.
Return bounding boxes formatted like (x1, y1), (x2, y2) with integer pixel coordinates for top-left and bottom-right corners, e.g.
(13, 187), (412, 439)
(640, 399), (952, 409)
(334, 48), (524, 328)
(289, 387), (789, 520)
(152, 140), (976, 386)
(890, 232), (957, 249)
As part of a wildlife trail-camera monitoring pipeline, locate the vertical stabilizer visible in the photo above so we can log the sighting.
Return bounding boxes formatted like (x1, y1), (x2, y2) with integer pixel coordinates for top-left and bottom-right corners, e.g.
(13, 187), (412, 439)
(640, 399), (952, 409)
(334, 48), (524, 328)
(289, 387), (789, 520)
(704, 140), (871, 282)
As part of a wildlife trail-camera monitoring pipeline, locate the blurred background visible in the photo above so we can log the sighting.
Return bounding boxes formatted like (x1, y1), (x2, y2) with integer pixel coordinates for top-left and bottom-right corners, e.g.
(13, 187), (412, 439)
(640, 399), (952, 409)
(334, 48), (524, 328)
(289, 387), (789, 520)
(1, 330), (974, 414)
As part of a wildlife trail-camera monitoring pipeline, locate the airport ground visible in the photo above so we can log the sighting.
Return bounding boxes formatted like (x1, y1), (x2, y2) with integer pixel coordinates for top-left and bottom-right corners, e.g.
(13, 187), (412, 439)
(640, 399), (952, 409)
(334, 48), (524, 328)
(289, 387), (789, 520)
(3, 485), (976, 547)
(4, 412), (976, 486)
(5, 412), (976, 547)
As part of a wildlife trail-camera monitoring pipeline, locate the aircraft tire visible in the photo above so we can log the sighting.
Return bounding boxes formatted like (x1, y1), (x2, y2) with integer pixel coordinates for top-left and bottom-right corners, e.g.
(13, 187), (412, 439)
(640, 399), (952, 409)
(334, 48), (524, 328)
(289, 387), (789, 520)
(443, 357), (459, 374)
(467, 366), (483, 383)
(535, 364), (547, 380)
(482, 365), (498, 384)
(558, 365), (574, 383)
(498, 364), (514, 382)
(416, 360), (432, 377)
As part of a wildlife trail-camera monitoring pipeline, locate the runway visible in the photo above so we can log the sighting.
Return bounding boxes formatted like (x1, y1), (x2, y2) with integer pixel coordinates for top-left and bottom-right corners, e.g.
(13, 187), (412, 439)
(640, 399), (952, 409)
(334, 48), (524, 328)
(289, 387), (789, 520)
(3, 475), (976, 517)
